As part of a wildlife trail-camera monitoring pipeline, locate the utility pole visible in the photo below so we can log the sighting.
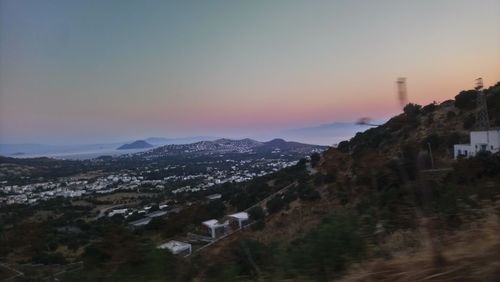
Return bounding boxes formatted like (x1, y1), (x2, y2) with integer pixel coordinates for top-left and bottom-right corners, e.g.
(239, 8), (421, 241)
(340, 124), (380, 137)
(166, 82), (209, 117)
(427, 142), (434, 169)
(475, 78), (490, 131)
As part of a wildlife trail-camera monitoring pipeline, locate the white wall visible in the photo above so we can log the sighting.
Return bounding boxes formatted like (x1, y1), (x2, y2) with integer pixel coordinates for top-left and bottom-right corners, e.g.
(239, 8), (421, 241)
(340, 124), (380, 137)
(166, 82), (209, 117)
(455, 130), (500, 159)
(454, 144), (473, 158)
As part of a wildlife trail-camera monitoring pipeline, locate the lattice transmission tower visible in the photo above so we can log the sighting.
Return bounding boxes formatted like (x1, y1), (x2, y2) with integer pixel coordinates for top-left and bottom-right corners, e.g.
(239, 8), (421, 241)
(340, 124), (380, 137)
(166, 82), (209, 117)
(475, 78), (490, 130)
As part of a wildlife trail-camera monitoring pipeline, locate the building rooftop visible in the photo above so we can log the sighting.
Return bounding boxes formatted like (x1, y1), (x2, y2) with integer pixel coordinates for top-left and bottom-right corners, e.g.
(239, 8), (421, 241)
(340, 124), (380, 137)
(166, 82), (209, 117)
(157, 240), (191, 253)
(228, 212), (249, 220)
(202, 219), (229, 228)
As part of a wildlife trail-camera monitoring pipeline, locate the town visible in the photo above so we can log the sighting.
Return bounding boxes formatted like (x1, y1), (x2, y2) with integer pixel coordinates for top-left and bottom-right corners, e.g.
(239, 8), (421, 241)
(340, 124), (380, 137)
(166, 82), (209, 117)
(0, 155), (303, 206)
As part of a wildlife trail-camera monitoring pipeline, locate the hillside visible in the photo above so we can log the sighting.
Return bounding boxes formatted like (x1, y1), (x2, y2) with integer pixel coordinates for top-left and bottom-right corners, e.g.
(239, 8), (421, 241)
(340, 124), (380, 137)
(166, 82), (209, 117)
(9, 82), (499, 282)
(141, 138), (327, 157)
(184, 82), (500, 281)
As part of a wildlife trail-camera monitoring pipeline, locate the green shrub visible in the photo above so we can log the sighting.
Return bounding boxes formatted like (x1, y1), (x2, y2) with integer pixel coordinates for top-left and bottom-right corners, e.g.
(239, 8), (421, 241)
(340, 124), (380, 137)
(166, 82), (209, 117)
(288, 213), (365, 280)
(266, 196), (286, 214)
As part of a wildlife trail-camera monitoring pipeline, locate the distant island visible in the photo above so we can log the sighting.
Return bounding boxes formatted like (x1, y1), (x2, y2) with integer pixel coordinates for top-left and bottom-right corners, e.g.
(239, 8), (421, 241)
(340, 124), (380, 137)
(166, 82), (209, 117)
(117, 140), (153, 150)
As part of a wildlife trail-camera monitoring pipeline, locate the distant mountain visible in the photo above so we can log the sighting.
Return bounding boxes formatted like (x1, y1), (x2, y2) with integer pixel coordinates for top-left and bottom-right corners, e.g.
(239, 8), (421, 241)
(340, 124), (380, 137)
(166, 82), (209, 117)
(117, 140), (154, 150)
(281, 122), (377, 146)
(144, 136), (219, 146)
(141, 138), (327, 158)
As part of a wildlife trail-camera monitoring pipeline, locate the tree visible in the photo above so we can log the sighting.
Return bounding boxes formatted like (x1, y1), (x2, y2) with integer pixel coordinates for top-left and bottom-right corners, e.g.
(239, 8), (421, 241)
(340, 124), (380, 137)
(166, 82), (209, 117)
(422, 102), (437, 113)
(248, 206), (266, 230)
(337, 141), (350, 153)
(206, 199), (226, 219)
(454, 90), (477, 110)
(248, 206), (265, 221)
(403, 103), (422, 118)
(266, 196), (285, 214)
(310, 152), (321, 167)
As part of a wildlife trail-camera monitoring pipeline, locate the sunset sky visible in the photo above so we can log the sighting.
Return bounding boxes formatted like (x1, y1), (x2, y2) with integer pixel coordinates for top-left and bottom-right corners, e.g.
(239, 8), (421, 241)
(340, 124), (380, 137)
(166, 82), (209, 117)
(1, 0), (499, 144)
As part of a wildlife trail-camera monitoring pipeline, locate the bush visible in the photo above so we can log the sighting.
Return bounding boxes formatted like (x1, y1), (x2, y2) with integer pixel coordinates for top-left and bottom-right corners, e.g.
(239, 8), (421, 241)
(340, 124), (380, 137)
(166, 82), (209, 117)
(288, 213), (365, 280)
(445, 132), (466, 148)
(421, 133), (441, 150)
(310, 152), (321, 167)
(298, 185), (321, 201)
(422, 103), (437, 113)
(205, 199), (226, 219)
(446, 111), (456, 119)
(463, 114), (476, 129)
(266, 196), (286, 214)
(403, 103), (422, 117)
(248, 206), (265, 221)
(324, 171), (337, 183)
(337, 141), (350, 153)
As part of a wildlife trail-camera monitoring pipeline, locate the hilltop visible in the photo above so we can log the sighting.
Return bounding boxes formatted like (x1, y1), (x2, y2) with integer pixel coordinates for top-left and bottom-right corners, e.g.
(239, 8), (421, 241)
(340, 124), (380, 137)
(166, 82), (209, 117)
(117, 140), (154, 150)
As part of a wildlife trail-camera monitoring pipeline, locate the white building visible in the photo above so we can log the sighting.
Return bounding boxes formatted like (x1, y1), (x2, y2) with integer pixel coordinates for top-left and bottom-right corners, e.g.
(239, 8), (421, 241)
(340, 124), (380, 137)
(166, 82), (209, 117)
(454, 129), (500, 159)
(205, 193), (222, 201)
(227, 212), (249, 229)
(157, 240), (192, 256)
(202, 219), (229, 238)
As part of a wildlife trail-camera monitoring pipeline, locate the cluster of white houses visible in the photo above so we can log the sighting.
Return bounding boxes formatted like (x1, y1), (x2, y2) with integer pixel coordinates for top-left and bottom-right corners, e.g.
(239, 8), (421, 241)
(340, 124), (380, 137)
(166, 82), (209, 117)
(454, 129), (500, 158)
(157, 211), (250, 257)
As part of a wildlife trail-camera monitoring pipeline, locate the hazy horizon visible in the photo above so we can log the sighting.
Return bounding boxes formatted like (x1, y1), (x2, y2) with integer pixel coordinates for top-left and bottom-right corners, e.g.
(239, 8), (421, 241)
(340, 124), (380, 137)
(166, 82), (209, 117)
(1, 0), (499, 144)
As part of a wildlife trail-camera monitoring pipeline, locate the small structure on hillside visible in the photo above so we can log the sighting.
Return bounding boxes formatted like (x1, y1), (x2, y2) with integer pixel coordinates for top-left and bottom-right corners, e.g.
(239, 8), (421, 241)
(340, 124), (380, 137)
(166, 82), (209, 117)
(108, 208), (128, 217)
(226, 212), (249, 230)
(128, 217), (152, 228)
(202, 219), (229, 239)
(205, 193), (222, 201)
(454, 129), (500, 159)
(157, 240), (192, 256)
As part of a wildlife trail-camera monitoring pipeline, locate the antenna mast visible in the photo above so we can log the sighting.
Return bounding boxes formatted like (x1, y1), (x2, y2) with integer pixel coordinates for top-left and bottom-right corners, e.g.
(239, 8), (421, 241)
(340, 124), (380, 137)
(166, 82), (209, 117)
(397, 77), (408, 108)
(475, 78), (490, 130)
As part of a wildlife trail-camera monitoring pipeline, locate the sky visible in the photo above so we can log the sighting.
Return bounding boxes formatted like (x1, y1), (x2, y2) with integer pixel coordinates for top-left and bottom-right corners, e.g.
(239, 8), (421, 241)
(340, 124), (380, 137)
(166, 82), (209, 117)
(1, 0), (499, 144)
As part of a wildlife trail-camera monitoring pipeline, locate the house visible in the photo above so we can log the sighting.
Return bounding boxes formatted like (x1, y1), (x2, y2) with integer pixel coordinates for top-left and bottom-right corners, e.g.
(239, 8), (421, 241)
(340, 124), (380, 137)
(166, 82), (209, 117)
(157, 240), (192, 256)
(454, 129), (500, 159)
(226, 212), (249, 230)
(205, 193), (222, 201)
(202, 219), (229, 239)
(128, 217), (152, 228)
(108, 208), (128, 217)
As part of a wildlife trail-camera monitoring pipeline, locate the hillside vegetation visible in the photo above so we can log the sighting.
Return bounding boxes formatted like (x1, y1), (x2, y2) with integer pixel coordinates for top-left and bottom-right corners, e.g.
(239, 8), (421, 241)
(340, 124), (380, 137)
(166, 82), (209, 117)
(183, 82), (500, 281)
(17, 82), (500, 282)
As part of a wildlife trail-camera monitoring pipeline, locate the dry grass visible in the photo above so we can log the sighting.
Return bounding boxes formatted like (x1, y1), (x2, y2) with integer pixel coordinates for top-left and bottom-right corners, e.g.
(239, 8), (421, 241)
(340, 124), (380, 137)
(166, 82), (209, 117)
(340, 211), (500, 282)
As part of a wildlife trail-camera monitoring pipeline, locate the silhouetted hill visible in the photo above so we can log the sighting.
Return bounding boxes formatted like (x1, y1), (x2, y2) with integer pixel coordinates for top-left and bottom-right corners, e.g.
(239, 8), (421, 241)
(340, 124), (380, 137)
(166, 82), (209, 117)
(117, 140), (153, 150)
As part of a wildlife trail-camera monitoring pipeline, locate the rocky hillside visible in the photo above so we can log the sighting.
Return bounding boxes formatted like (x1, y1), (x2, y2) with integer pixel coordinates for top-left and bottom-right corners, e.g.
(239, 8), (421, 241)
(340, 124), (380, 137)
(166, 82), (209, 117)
(188, 82), (500, 281)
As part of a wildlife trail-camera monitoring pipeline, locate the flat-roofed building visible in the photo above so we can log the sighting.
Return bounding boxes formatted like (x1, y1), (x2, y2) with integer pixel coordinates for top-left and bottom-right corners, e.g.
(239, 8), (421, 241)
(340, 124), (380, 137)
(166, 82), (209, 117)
(202, 219), (229, 238)
(157, 240), (192, 256)
(227, 212), (249, 229)
(454, 129), (500, 158)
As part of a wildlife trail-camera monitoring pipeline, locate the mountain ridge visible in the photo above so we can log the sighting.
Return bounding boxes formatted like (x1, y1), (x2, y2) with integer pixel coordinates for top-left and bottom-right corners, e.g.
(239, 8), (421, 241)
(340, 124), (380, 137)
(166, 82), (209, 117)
(141, 137), (327, 157)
